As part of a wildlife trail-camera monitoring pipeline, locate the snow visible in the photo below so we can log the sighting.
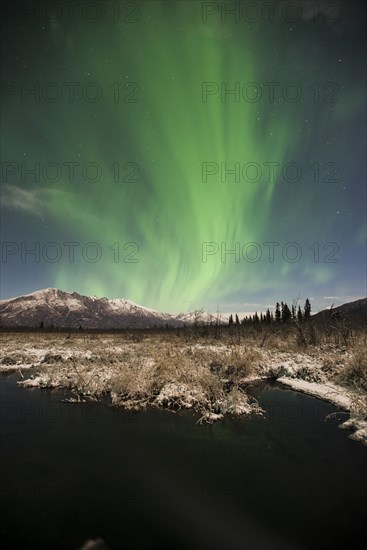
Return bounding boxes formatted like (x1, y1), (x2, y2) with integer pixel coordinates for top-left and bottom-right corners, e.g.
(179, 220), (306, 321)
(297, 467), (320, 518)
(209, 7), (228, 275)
(110, 298), (170, 316)
(277, 377), (367, 446)
(339, 418), (367, 445)
(156, 383), (204, 409)
(174, 311), (225, 324)
(21, 375), (50, 388)
(277, 377), (352, 409)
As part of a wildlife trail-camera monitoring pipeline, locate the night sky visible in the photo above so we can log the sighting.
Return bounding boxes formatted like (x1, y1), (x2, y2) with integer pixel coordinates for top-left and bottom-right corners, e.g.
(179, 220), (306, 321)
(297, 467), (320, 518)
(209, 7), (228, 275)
(1, 0), (366, 314)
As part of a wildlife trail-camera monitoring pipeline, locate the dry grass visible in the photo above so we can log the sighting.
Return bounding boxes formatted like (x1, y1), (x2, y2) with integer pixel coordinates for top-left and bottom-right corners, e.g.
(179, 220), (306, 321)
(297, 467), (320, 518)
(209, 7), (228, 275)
(0, 332), (265, 422)
(338, 349), (367, 392)
(1, 326), (366, 422)
(106, 344), (260, 419)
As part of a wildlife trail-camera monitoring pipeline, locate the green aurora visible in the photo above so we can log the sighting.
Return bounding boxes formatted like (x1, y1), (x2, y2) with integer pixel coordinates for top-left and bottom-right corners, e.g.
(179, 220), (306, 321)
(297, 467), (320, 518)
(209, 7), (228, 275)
(1, 1), (366, 312)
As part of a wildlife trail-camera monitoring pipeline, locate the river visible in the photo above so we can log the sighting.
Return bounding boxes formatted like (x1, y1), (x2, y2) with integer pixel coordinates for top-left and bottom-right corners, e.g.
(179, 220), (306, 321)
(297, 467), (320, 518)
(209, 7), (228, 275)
(0, 375), (366, 549)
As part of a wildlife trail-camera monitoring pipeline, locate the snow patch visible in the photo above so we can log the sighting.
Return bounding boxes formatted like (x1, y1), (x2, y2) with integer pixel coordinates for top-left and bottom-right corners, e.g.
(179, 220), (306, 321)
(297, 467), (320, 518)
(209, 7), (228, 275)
(277, 378), (352, 409)
(277, 377), (366, 445)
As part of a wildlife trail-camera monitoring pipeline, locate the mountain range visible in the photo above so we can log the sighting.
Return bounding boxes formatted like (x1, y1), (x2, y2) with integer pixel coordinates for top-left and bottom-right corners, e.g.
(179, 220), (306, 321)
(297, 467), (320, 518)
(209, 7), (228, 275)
(0, 288), (219, 329)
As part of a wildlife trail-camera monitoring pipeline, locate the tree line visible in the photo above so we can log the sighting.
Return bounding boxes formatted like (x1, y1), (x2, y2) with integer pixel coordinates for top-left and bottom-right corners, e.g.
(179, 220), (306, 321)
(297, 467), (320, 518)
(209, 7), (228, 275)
(229, 299), (311, 326)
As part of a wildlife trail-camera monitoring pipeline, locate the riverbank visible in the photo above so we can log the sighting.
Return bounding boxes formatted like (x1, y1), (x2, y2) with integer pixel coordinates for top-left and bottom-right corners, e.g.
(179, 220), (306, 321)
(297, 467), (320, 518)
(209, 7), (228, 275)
(1, 331), (366, 440)
(2, 370), (366, 550)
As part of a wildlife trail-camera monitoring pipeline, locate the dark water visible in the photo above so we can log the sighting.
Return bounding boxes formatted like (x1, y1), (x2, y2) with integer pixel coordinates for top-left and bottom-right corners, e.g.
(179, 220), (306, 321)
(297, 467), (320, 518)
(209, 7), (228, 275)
(0, 376), (366, 550)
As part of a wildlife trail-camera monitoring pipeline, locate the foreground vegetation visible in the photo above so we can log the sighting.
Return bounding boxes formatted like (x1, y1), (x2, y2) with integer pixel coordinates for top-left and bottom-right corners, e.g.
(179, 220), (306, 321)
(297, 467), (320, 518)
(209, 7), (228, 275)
(1, 314), (366, 430)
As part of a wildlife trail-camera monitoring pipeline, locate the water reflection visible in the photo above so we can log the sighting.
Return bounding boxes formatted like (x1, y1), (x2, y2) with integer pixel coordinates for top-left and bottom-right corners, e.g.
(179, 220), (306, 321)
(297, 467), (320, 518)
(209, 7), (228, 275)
(1, 377), (366, 550)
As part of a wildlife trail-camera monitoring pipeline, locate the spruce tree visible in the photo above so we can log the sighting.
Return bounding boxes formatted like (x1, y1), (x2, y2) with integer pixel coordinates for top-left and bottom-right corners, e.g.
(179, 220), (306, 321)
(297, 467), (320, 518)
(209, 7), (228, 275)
(229, 314), (234, 325)
(275, 302), (281, 322)
(282, 303), (291, 323)
(304, 298), (311, 320)
(265, 308), (271, 324)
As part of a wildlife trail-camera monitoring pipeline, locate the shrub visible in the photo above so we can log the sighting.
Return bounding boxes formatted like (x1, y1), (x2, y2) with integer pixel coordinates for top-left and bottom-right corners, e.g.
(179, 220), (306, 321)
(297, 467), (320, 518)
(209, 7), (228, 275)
(339, 350), (367, 391)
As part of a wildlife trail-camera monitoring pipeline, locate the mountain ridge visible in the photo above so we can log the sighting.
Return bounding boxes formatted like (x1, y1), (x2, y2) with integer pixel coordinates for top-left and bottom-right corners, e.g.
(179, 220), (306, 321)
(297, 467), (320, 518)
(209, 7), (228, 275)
(311, 297), (367, 321)
(0, 288), (219, 329)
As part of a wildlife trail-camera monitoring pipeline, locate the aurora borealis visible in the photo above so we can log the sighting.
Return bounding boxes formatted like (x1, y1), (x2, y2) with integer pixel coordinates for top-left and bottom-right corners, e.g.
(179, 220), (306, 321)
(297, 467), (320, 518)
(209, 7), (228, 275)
(1, 0), (366, 313)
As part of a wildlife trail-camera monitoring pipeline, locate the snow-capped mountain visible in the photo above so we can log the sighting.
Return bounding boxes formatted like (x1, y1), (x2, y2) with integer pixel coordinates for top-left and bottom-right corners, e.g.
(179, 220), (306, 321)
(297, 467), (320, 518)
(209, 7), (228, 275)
(174, 310), (223, 325)
(0, 288), (218, 329)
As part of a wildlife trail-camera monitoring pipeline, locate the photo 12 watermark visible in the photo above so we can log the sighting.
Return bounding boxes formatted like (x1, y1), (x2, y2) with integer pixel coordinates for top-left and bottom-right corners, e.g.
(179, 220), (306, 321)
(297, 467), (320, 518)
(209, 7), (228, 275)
(201, 1), (341, 25)
(201, 161), (339, 184)
(1, 161), (140, 184)
(1, 241), (140, 264)
(0, 81), (140, 104)
(202, 81), (339, 104)
(0, 1), (141, 24)
(201, 241), (340, 263)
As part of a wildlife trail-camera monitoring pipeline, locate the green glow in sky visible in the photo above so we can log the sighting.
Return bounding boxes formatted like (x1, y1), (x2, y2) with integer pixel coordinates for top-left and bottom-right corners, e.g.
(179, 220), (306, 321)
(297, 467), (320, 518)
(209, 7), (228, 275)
(1, 1), (366, 311)
(53, 5), (302, 309)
